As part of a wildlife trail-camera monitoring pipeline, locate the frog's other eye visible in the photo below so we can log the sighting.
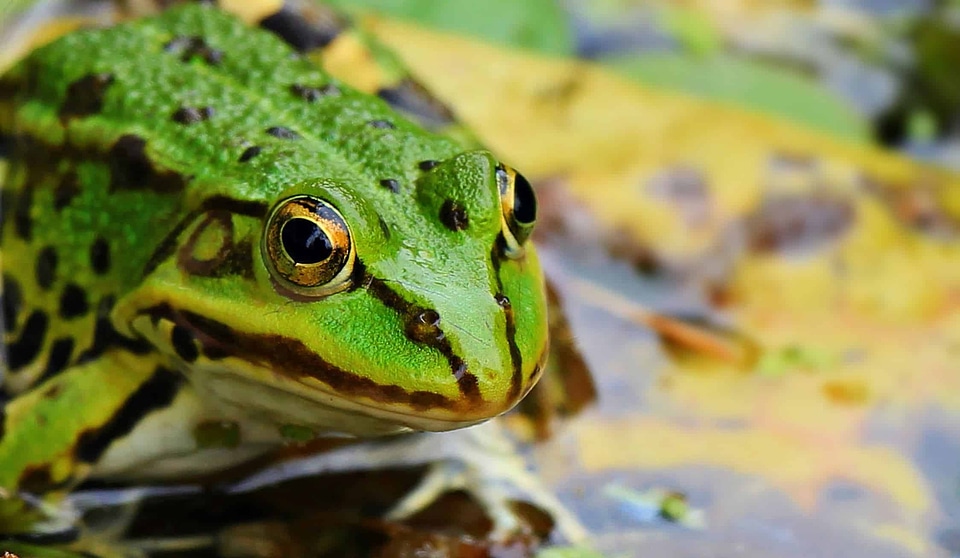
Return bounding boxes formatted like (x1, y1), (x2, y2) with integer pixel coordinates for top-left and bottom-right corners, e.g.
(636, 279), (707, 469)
(496, 163), (537, 258)
(263, 195), (354, 297)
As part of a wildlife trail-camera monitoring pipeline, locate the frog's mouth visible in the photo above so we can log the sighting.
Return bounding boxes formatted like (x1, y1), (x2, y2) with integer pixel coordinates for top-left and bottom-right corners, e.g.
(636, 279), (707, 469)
(131, 303), (544, 436)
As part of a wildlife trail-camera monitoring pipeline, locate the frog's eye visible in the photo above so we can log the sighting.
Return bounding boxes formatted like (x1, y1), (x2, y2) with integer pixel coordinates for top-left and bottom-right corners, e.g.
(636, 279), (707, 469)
(263, 195), (354, 296)
(496, 163), (537, 258)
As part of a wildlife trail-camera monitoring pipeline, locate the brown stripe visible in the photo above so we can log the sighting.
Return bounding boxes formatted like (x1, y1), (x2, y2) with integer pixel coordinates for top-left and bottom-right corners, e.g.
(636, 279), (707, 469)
(364, 275), (481, 401)
(141, 303), (465, 412)
(142, 196), (267, 278)
(489, 242), (523, 402)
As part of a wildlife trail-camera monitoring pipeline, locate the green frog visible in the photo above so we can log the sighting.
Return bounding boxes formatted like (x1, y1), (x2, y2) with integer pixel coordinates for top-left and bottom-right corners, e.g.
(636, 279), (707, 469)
(0, 1), (584, 546)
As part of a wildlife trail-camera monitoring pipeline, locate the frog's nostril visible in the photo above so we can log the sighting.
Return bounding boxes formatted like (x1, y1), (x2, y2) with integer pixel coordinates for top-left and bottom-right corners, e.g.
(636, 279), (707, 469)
(406, 309), (444, 344)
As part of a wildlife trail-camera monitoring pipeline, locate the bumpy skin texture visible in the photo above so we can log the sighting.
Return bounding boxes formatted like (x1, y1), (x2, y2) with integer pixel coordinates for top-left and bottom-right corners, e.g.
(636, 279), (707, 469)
(0, 3), (547, 498)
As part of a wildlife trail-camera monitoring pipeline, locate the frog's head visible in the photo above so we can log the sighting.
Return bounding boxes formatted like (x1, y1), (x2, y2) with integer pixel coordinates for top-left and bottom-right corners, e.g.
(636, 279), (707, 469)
(124, 150), (548, 437)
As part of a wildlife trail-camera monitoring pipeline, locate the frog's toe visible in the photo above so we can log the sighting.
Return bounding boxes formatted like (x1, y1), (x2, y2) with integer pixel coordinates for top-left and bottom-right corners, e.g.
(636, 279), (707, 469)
(383, 424), (589, 544)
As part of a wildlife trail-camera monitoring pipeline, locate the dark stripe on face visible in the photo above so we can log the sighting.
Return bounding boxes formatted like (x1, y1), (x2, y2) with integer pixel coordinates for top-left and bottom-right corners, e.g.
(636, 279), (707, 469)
(490, 243), (523, 403)
(364, 276), (481, 401)
(75, 366), (182, 464)
(142, 304), (464, 412)
(142, 196), (267, 279)
(259, 6), (345, 52)
(377, 79), (457, 130)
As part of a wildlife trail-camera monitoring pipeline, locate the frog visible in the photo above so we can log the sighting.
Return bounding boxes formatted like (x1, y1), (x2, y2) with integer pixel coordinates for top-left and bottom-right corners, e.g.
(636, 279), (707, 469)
(0, 0), (593, 547)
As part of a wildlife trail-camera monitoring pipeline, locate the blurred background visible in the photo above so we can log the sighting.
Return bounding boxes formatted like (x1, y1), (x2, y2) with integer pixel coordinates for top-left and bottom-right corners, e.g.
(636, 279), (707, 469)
(2, 1), (960, 557)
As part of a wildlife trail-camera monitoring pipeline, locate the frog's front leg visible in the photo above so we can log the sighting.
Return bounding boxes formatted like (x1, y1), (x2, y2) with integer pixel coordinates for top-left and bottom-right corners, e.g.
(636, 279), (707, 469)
(0, 348), (269, 536)
(383, 421), (589, 543)
(1, 351), (158, 533)
(227, 420), (589, 544)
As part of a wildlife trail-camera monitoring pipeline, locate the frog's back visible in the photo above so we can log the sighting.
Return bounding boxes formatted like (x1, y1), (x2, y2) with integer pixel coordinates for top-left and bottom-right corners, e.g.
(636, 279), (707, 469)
(0, 3), (466, 393)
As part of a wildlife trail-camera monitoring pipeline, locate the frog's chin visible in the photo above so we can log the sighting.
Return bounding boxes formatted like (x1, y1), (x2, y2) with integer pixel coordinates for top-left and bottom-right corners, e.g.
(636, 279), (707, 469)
(186, 360), (492, 437)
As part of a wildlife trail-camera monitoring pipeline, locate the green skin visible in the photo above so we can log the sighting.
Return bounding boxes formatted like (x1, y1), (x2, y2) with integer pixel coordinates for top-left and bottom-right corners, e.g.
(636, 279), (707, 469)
(0, 3), (547, 525)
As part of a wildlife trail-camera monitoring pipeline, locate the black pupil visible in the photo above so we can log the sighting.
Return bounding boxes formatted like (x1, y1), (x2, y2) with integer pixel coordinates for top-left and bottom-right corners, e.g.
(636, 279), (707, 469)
(281, 218), (332, 264)
(512, 172), (537, 224)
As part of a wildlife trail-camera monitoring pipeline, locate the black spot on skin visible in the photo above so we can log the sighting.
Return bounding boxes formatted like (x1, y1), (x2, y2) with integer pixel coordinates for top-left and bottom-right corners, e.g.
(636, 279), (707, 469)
(290, 83), (339, 102)
(54, 171), (81, 211)
(108, 134), (187, 193)
(440, 199), (469, 231)
(39, 337), (74, 382)
(260, 6), (344, 52)
(59, 284), (89, 320)
(171, 325), (199, 363)
(75, 366), (183, 464)
(238, 145), (262, 163)
(90, 238), (110, 275)
(14, 183), (33, 241)
(59, 73), (114, 121)
(8, 310), (48, 370)
(368, 119), (395, 129)
(418, 160), (440, 171)
(172, 106), (214, 124)
(36, 247), (57, 290)
(164, 35), (223, 65)
(377, 79), (457, 129)
(266, 126), (300, 140)
(3, 274), (23, 333)
(379, 178), (400, 193)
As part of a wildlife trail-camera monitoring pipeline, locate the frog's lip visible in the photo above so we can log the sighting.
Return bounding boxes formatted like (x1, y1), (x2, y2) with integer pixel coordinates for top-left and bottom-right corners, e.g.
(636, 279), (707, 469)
(136, 303), (545, 431)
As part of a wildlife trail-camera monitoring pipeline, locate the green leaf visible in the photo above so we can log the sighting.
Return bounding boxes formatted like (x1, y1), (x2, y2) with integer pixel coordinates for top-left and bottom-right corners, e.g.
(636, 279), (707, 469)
(323, 0), (573, 56)
(603, 52), (871, 142)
